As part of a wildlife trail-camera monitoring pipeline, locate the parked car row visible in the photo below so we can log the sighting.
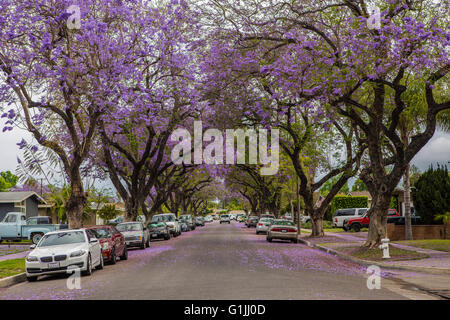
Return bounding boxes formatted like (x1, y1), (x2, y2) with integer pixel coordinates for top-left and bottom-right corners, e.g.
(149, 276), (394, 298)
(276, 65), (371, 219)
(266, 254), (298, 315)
(235, 213), (299, 243)
(25, 213), (212, 282)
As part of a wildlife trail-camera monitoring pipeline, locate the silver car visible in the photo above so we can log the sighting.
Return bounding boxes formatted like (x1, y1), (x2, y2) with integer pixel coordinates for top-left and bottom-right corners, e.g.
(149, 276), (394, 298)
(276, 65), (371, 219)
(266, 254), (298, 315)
(256, 218), (274, 234)
(116, 222), (150, 250)
(267, 219), (298, 243)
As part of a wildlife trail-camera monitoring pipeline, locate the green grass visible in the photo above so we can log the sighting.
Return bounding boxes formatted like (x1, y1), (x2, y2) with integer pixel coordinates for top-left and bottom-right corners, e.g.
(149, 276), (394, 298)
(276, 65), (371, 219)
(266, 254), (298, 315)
(393, 239), (450, 253)
(0, 258), (25, 279)
(332, 245), (429, 262)
(0, 239), (32, 245)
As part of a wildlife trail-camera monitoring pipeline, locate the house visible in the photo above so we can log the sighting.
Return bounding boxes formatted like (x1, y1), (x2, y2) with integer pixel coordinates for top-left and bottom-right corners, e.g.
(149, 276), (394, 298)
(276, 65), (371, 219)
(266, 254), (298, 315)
(0, 191), (47, 221)
(349, 189), (414, 216)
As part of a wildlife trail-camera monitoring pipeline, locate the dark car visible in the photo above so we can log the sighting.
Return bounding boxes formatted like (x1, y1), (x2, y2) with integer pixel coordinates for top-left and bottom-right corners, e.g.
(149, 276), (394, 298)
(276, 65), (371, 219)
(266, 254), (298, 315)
(147, 222), (171, 241)
(86, 225), (128, 264)
(246, 216), (259, 228)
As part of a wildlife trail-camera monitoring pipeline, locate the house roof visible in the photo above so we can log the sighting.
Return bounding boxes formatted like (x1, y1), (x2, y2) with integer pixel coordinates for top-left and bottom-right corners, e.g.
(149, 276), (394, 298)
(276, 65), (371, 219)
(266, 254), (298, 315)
(0, 191), (47, 204)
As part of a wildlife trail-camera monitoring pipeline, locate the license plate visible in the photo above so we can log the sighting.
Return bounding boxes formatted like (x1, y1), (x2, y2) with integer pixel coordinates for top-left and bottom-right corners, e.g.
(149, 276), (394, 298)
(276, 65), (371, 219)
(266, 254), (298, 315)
(48, 262), (59, 268)
(152, 234), (157, 237)
(281, 230), (287, 233)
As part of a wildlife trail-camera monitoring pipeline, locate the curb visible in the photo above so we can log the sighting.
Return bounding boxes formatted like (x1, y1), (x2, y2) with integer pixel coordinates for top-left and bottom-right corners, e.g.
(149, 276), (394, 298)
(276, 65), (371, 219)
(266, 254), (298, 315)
(298, 238), (450, 275)
(0, 273), (27, 288)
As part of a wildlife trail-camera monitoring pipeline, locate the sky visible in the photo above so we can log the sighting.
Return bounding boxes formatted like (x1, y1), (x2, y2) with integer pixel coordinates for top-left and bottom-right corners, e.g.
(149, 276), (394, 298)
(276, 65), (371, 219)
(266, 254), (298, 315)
(0, 119), (449, 188)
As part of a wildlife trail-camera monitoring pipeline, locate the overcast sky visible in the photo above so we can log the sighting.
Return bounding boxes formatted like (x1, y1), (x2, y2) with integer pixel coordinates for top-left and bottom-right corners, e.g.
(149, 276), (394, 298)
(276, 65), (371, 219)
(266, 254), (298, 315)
(0, 119), (449, 187)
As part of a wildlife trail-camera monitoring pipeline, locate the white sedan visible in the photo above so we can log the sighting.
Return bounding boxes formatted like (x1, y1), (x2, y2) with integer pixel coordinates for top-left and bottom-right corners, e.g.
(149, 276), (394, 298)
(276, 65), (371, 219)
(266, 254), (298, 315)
(25, 229), (104, 282)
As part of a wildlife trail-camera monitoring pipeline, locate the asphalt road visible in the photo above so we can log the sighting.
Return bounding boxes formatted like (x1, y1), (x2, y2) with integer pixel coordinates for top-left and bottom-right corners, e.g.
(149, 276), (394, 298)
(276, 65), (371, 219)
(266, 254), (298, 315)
(0, 221), (432, 300)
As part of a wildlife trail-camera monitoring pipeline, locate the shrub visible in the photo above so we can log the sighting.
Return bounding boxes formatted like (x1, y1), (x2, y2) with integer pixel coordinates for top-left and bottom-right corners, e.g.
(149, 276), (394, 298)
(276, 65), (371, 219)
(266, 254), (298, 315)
(330, 196), (369, 216)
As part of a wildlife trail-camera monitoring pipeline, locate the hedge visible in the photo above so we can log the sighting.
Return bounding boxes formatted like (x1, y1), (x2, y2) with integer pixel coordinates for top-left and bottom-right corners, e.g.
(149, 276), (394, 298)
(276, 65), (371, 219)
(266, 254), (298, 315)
(329, 196), (369, 217)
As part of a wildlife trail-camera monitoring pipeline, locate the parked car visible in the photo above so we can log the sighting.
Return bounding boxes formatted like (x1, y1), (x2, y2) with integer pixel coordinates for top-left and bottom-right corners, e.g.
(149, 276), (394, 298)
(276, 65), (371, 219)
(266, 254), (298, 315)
(107, 216), (124, 226)
(0, 212), (68, 245)
(213, 215), (220, 220)
(281, 214), (293, 220)
(246, 216), (259, 228)
(300, 215), (310, 224)
(220, 214), (231, 224)
(256, 218), (274, 234)
(204, 215), (214, 223)
(147, 221), (171, 240)
(179, 214), (196, 230)
(116, 222), (150, 249)
(180, 221), (189, 232)
(151, 213), (181, 237)
(25, 229), (103, 282)
(266, 219), (298, 243)
(343, 209), (400, 232)
(195, 216), (205, 226)
(260, 214), (276, 220)
(333, 208), (369, 228)
(86, 225), (127, 264)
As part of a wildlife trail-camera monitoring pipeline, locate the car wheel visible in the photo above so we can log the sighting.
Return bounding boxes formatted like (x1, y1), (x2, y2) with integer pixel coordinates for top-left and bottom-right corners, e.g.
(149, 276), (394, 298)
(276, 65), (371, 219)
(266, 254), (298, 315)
(96, 253), (104, 270)
(140, 239), (145, 250)
(110, 248), (117, 265)
(343, 226), (348, 232)
(266, 237), (272, 242)
(82, 254), (92, 276)
(31, 232), (44, 245)
(352, 224), (361, 232)
(256, 231), (259, 235)
(146, 237), (150, 248)
(26, 276), (38, 282)
(120, 247), (128, 260)
(292, 239), (298, 243)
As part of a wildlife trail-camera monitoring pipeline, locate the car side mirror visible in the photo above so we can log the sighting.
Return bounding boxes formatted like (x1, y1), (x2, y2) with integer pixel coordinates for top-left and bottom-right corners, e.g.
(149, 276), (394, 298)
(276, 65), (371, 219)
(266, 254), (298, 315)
(30, 244), (36, 249)
(90, 238), (99, 243)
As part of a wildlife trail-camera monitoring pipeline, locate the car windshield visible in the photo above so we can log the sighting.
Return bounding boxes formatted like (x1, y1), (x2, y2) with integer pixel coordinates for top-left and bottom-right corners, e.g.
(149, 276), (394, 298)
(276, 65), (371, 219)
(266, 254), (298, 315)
(117, 223), (142, 232)
(179, 216), (190, 220)
(221, 215), (229, 218)
(149, 222), (165, 228)
(273, 220), (295, 226)
(260, 218), (273, 223)
(152, 215), (175, 222)
(89, 228), (111, 239)
(38, 231), (86, 247)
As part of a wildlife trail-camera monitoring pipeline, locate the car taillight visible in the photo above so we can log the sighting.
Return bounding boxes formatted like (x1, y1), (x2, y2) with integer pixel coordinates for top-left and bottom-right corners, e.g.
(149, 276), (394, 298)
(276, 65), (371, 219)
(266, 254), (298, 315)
(335, 218), (337, 222)
(258, 223), (263, 226)
(271, 228), (297, 232)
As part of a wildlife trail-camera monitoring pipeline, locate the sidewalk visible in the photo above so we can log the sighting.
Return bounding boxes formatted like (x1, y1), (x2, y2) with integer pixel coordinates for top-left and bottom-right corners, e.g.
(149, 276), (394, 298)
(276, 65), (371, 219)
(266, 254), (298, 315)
(0, 245), (30, 262)
(298, 231), (450, 299)
(298, 231), (450, 274)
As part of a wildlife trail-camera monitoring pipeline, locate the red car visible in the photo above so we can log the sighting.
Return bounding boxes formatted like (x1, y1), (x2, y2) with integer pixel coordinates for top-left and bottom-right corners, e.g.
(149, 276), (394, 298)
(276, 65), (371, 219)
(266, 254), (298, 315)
(86, 225), (128, 264)
(344, 209), (399, 232)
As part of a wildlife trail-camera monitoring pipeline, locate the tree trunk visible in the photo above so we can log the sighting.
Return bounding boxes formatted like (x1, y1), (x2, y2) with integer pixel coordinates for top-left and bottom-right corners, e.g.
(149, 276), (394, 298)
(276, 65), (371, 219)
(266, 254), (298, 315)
(364, 193), (391, 248)
(296, 178), (301, 234)
(404, 163), (413, 240)
(310, 216), (324, 237)
(124, 197), (139, 222)
(66, 176), (86, 229)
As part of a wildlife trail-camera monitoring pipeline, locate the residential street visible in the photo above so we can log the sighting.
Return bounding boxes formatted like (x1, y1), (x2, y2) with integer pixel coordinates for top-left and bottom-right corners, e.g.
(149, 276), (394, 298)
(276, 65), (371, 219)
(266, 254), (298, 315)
(0, 221), (440, 300)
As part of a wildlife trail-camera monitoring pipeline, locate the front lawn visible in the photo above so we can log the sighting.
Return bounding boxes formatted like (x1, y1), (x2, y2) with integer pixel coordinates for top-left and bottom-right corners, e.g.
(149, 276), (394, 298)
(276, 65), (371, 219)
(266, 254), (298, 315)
(0, 258), (25, 279)
(393, 239), (450, 253)
(331, 245), (429, 262)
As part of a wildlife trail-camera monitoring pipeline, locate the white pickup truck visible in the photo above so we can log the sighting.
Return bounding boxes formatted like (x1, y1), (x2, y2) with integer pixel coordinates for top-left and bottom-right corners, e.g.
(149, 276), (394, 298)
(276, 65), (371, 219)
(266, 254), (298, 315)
(0, 212), (68, 244)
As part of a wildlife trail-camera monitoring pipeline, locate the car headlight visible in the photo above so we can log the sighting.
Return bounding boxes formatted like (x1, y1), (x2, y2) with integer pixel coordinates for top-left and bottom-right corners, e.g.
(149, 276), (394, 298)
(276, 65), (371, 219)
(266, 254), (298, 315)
(70, 250), (86, 257)
(102, 243), (110, 250)
(26, 256), (38, 262)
